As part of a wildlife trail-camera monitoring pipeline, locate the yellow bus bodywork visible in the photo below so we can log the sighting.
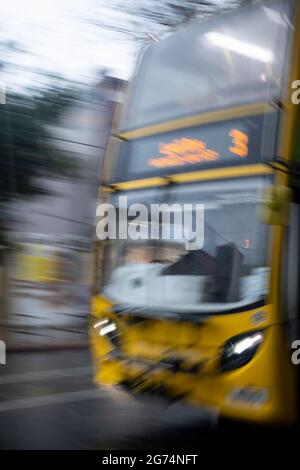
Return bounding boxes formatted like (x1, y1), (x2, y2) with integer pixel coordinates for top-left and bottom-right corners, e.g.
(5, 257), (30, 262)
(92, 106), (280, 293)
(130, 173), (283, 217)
(90, 0), (300, 427)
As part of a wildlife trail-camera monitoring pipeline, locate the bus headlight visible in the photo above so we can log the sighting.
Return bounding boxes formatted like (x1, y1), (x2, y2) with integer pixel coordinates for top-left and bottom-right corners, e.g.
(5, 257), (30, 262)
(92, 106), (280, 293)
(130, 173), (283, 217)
(220, 331), (264, 372)
(93, 318), (120, 348)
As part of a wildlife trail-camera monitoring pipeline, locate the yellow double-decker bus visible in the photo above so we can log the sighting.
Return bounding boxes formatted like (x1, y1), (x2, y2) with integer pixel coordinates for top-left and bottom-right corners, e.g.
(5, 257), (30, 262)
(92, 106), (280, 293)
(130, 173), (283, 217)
(90, 0), (300, 427)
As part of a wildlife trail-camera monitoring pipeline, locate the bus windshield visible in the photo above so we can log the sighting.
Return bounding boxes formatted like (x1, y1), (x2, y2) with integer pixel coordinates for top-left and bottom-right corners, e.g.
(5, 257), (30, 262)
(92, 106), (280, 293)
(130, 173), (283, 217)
(102, 176), (271, 314)
(122, 0), (293, 131)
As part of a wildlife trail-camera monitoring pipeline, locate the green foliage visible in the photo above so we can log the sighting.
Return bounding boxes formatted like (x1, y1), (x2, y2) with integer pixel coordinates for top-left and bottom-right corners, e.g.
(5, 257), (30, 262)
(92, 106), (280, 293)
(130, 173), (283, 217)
(0, 87), (78, 237)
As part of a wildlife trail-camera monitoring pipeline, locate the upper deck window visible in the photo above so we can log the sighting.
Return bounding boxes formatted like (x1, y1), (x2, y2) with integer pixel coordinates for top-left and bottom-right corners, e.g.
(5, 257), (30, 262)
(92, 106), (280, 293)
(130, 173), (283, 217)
(121, 0), (293, 131)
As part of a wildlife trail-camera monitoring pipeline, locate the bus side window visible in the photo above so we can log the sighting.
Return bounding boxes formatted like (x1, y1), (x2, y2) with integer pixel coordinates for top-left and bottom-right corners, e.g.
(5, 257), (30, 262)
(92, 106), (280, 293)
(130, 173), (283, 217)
(283, 202), (300, 343)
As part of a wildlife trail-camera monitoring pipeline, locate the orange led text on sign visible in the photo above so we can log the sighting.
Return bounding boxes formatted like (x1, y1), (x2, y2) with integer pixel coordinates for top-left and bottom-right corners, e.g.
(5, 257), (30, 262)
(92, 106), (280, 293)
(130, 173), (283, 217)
(229, 129), (249, 158)
(147, 130), (249, 169)
(148, 138), (219, 168)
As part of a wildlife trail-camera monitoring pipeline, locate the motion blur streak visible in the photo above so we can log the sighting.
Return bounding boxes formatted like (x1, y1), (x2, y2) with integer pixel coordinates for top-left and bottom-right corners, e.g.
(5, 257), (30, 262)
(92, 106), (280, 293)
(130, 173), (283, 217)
(0, 0), (293, 452)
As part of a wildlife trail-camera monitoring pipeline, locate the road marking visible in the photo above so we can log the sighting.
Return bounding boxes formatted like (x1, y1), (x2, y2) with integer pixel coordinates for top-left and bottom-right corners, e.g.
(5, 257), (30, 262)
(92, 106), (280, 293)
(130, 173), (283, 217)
(0, 388), (107, 412)
(0, 366), (92, 385)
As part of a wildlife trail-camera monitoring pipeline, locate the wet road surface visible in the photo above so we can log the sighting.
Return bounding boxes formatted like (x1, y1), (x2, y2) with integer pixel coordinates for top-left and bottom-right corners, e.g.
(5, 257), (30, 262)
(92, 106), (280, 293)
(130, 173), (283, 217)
(0, 349), (222, 450)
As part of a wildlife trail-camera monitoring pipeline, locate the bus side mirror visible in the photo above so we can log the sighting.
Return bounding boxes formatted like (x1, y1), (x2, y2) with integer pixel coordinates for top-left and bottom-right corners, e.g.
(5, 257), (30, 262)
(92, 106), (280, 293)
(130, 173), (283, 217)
(259, 185), (293, 225)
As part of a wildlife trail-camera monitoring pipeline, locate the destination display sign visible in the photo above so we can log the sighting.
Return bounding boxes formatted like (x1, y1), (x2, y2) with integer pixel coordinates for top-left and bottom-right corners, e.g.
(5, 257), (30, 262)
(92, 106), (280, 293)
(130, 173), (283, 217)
(115, 113), (277, 181)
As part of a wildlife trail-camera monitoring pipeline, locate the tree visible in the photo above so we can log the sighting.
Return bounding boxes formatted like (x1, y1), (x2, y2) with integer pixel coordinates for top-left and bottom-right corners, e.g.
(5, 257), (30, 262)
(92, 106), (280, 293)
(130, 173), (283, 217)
(90, 0), (251, 42)
(0, 85), (79, 244)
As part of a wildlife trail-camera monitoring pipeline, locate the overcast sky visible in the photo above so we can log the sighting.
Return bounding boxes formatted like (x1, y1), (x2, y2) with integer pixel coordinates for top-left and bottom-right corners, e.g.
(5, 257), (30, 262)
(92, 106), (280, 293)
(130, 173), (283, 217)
(0, 0), (139, 91)
(0, 0), (238, 92)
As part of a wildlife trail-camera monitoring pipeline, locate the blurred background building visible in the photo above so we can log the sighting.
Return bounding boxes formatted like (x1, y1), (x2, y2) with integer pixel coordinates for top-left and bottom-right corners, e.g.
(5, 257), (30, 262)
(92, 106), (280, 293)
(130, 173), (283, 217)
(0, 73), (124, 349)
